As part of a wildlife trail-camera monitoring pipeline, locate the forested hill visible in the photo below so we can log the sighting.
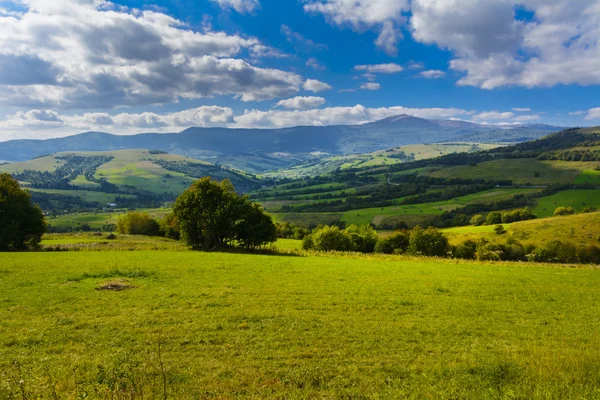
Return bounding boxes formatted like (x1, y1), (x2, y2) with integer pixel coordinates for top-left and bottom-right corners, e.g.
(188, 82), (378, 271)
(0, 115), (564, 162)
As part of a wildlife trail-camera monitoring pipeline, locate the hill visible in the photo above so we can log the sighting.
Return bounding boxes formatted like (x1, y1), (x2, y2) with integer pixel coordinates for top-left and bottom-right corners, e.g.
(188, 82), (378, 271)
(0, 116), (564, 171)
(0, 149), (258, 212)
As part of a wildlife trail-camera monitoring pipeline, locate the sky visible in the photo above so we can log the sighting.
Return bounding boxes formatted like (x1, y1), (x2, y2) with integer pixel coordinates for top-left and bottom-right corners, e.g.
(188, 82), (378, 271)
(0, 0), (599, 141)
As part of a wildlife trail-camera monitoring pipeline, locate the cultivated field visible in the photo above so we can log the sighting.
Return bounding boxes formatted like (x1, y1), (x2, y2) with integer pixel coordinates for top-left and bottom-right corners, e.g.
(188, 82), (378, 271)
(2, 251), (600, 398)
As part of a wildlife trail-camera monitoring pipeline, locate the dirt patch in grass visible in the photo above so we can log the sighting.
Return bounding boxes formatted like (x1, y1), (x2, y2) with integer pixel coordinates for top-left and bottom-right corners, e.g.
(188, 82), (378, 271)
(96, 278), (136, 291)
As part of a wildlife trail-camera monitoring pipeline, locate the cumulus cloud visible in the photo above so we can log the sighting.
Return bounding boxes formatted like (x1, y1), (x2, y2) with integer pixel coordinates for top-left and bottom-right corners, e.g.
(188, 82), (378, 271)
(513, 114), (541, 122)
(0, 104), (471, 139)
(585, 108), (600, 120)
(0, 0), (302, 109)
(360, 82), (380, 90)
(304, 79), (332, 92)
(276, 96), (326, 110)
(304, 0), (410, 55)
(410, 0), (600, 89)
(211, 0), (260, 14)
(420, 70), (446, 79)
(472, 111), (515, 121)
(354, 63), (403, 74)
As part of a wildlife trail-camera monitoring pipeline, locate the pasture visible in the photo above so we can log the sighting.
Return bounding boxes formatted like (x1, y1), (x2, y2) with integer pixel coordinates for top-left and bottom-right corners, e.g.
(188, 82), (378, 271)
(2, 251), (600, 398)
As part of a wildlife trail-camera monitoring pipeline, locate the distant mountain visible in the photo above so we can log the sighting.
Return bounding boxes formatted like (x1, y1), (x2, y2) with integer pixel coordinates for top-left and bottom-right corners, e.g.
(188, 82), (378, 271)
(0, 115), (566, 163)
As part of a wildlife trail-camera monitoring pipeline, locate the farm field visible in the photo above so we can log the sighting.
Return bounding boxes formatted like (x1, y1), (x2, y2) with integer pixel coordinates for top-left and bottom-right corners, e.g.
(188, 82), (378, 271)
(28, 188), (136, 205)
(48, 208), (171, 229)
(428, 159), (599, 185)
(2, 251), (600, 398)
(532, 189), (600, 217)
(443, 212), (600, 247)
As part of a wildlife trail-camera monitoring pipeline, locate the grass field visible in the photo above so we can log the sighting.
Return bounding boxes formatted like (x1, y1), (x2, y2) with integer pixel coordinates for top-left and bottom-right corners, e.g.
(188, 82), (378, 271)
(428, 159), (599, 185)
(28, 188), (136, 205)
(443, 212), (600, 247)
(532, 189), (600, 217)
(48, 208), (171, 229)
(2, 251), (600, 398)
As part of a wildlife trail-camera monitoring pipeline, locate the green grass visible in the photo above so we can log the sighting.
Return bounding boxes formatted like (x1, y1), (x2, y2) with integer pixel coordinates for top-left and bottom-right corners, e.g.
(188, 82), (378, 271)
(28, 188), (136, 204)
(533, 189), (600, 217)
(444, 212), (600, 247)
(49, 208), (172, 229)
(2, 251), (600, 398)
(341, 189), (538, 226)
(575, 168), (600, 185)
(429, 159), (599, 185)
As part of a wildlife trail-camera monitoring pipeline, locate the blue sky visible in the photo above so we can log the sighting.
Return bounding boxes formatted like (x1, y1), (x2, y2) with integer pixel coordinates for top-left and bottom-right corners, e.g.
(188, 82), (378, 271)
(0, 0), (599, 140)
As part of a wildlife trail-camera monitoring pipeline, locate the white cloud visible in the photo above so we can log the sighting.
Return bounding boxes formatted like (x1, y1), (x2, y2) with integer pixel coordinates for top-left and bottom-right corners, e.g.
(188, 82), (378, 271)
(0, 104), (471, 139)
(304, 0), (410, 55)
(420, 70), (446, 79)
(304, 79), (332, 92)
(276, 96), (326, 110)
(360, 82), (380, 90)
(410, 0), (600, 89)
(513, 114), (541, 122)
(306, 58), (325, 70)
(281, 25), (327, 52)
(211, 0), (260, 14)
(512, 108), (532, 112)
(354, 63), (403, 74)
(0, 0), (303, 109)
(569, 111), (586, 116)
(407, 61), (425, 69)
(472, 111), (515, 121)
(585, 108), (600, 120)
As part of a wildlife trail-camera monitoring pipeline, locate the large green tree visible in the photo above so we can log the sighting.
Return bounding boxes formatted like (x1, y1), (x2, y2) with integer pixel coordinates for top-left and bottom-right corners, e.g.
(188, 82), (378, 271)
(0, 173), (46, 251)
(173, 177), (275, 251)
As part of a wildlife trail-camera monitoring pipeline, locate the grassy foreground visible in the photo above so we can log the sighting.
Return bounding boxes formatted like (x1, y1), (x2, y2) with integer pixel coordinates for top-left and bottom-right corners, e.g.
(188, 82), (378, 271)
(1, 251), (600, 398)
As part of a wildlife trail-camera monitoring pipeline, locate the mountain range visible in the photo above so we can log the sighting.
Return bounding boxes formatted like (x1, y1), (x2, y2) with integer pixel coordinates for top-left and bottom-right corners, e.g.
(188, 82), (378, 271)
(0, 115), (564, 163)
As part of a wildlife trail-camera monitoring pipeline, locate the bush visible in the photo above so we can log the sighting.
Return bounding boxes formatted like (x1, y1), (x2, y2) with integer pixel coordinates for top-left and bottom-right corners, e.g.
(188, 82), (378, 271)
(501, 208), (536, 223)
(345, 224), (379, 253)
(577, 245), (600, 264)
(486, 211), (502, 225)
(0, 173), (46, 251)
(582, 207), (597, 213)
(407, 226), (450, 257)
(554, 207), (575, 216)
(470, 214), (485, 226)
(116, 212), (160, 236)
(375, 231), (410, 254)
(454, 240), (477, 260)
(528, 241), (578, 263)
(159, 213), (180, 240)
(305, 225), (352, 252)
(494, 225), (506, 235)
(235, 203), (277, 250)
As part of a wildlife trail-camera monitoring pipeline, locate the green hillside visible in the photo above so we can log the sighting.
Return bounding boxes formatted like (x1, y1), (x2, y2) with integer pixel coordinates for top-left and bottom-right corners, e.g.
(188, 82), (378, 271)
(0, 150), (258, 212)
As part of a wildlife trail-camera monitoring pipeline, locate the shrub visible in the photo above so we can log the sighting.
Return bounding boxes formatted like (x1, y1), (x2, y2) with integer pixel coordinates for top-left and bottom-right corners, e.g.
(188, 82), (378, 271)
(159, 213), (180, 240)
(494, 225), (506, 235)
(577, 245), (600, 264)
(486, 211), (502, 225)
(306, 225), (352, 252)
(582, 207), (597, 213)
(116, 212), (160, 236)
(407, 226), (450, 257)
(235, 203), (277, 250)
(345, 224), (378, 253)
(554, 207), (575, 216)
(0, 173), (46, 251)
(375, 231), (410, 254)
(501, 208), (536, 223)
(454, 240), (477, 260)
(470, 214), (485, 226)
(528, 241), (578, 263)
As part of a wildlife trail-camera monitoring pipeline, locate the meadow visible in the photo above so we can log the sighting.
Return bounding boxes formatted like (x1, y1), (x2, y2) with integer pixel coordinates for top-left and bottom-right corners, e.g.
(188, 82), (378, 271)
(2, 250), (600, 398)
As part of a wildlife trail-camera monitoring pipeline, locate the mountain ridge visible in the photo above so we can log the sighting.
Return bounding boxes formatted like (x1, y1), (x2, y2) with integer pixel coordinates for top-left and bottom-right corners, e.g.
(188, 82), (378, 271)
(0, 115), (566, 163)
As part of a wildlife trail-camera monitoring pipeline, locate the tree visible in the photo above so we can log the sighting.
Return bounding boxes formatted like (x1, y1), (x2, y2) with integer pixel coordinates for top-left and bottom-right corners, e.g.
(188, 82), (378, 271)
(0, 173), (46, 251)
(173, 177), (275, 251)
(236, 203), (277, 250)
(303, 225), (352, 252)
(116, 212), (161, 236)
(470, 214), (485, 226)
(407, 226), (450, 257)
(374, 231), (410, 254)
(486, 211), (502, 225)
(159, 212), (180, 240)
(345, 224), (378, 253)
(554, 206), (575, 216)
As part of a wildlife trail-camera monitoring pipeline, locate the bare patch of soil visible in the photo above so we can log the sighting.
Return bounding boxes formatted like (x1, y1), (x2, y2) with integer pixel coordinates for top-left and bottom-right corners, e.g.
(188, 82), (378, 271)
(95, 278), (136, 291)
